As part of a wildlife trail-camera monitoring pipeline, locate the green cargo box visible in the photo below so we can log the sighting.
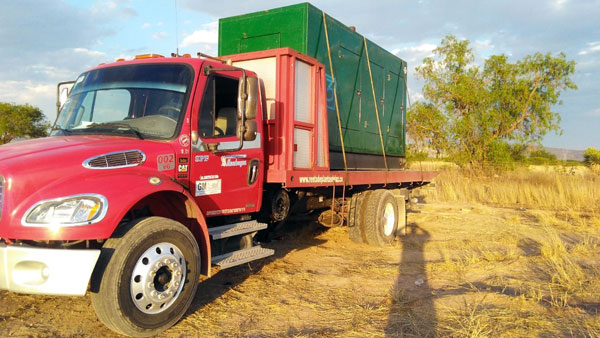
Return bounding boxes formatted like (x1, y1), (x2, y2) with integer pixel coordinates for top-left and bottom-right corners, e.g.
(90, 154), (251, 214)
(219, 3), (407, 169)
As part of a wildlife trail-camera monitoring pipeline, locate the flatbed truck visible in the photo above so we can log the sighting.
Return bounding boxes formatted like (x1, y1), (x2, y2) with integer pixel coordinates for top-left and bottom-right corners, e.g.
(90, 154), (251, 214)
(0, 4), (436, 336)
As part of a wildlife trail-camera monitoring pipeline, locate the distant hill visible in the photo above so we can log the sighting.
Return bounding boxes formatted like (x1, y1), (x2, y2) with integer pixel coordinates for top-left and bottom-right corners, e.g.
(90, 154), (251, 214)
(544, 147), (584, 162)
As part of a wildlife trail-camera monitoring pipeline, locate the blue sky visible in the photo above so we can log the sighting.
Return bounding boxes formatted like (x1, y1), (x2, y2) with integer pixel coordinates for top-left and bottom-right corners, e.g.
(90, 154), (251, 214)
(0, 0), (598, 150)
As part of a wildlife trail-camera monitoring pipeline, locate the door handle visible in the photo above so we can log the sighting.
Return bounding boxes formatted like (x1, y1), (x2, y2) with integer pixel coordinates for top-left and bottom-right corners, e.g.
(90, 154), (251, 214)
(247, 159), (259, 185)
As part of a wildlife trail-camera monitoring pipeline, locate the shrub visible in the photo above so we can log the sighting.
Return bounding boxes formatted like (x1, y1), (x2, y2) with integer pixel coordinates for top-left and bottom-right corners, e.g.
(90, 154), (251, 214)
(583, 147), (600, 167)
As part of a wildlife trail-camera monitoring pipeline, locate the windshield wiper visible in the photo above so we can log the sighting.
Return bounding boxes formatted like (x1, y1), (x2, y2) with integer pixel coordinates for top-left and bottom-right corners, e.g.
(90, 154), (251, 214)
(51, 126), (72, 135)
(86, 123), (144, 140)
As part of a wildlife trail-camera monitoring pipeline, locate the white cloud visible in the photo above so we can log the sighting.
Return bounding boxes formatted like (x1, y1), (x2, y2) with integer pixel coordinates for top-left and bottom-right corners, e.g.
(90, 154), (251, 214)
(586, 108), (600, 117)
(391, 43), (436, 66)
(141, 23), (151, 29)
(407, 87), (424, 103)
(72, 48), (106, 57)
(180, 22), (218, 47)
(152, 32), (168, 40)
(474, 39), (494, 51)
(552, 0), (568, 10)
(393, 43), (437, 55)
(579, 42), (600, 55)
(91, 0), (137, 19)
(0, 81), (57, 118)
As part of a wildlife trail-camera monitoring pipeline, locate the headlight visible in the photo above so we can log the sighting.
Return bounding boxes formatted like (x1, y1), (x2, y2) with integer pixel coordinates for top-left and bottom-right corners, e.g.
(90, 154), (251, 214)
(22, 194), (108, 227)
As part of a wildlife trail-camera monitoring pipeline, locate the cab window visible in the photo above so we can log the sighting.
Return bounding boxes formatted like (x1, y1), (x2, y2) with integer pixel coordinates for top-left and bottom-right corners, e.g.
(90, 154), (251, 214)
(198, 76), (239, 138)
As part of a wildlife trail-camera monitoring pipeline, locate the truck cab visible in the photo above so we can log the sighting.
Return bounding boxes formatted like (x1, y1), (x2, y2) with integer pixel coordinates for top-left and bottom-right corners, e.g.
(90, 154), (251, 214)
(0, 54), (269, 336)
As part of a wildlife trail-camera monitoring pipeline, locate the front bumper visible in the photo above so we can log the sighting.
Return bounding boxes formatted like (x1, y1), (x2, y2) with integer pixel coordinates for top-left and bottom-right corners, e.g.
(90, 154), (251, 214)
(0, 243), (100, 296)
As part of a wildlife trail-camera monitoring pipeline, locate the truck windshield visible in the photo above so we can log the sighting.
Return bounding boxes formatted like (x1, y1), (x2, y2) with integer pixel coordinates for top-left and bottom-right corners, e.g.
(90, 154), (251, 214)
(52, 64), (193, 139)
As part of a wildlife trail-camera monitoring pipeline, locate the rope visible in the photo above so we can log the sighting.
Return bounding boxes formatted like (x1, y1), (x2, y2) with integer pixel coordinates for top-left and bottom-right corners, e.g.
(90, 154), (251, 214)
(404, 65), (411, 109)
(363, 37), (389, 183)
(322, 11), (348, 177)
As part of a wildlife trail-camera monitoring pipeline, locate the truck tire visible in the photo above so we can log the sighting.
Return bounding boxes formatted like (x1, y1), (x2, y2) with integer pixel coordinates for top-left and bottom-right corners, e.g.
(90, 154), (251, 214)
(394, 196), (407, 237)
(363, 190), (399, 246)
(90, 217), (200, 337)
(347, 191), (370, 243)
(391, 189), (408, 236)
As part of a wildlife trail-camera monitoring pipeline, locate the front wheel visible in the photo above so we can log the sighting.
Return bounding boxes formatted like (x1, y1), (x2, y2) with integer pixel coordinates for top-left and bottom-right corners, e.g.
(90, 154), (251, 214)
(91, 217), (200, 337)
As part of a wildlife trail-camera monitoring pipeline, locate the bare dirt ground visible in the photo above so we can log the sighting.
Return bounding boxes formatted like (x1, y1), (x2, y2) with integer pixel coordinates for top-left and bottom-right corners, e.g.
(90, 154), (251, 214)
(1, 201), (599, 337)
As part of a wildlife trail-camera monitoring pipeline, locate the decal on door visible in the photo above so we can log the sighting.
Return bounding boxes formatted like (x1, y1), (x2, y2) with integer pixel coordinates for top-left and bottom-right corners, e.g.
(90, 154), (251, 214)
(179, 134), (190, 147)
(195, 179), (221, 196)
(221, 154), (247, 167)
(157, 154), (175, 171)
(195, 155), (209, 163)
(178, 164), (188, 173)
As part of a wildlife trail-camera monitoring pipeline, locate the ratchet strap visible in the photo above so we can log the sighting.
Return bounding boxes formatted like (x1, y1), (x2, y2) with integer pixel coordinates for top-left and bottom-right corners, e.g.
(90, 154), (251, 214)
(323, 11), (349, 220)
(363, 37), (389, 183)
(322, 11), (348, 180)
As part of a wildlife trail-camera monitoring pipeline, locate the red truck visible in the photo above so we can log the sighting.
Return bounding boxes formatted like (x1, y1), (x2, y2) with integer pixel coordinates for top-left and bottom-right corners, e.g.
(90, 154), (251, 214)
(0, 11), (435, 338)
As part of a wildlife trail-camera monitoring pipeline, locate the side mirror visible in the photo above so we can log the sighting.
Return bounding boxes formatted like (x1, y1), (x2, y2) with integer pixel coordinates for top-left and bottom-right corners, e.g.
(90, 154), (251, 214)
(237, 76), (258, 120)
(56, 81), (75, 115)
(245, 76), (258, 120)
(241, 120), (257, 141)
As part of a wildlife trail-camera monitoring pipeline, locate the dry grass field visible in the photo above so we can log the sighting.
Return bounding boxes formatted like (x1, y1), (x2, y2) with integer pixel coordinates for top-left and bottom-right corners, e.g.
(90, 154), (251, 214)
(1, 166), (599, 337)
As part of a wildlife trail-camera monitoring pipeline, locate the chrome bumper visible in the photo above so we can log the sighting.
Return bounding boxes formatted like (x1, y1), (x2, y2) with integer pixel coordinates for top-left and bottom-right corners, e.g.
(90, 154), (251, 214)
(0, 243), (100, 296)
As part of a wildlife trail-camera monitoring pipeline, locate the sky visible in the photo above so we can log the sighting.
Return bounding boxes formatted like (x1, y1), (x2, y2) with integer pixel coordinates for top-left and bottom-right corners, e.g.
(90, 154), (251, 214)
(0, 0), (598, 150)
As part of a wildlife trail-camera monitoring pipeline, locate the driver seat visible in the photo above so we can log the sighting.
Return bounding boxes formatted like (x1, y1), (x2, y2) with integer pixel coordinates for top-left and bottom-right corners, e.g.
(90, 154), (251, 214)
(214, 107), (237, 136)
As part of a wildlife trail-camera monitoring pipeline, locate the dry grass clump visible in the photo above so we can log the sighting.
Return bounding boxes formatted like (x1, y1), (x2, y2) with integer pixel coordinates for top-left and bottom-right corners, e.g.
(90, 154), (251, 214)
(438, 296), (493, 338)
(424, 167), (600, 212)
(436, 293), (600, 337)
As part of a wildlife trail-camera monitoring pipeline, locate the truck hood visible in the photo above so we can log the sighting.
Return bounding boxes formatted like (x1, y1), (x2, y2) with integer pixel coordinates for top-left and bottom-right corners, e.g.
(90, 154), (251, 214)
(0, 136), (180, 239)
(0, 135), (174, 173)
(0, 135), (144, 163)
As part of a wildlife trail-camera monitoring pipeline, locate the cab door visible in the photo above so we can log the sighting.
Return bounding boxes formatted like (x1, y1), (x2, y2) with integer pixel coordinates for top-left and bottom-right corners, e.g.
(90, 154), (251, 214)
(189, 71), (263, 218)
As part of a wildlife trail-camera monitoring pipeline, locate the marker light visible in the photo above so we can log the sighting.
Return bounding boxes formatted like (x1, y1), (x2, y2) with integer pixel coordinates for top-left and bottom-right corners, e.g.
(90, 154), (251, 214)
(134, 53), (164, 59)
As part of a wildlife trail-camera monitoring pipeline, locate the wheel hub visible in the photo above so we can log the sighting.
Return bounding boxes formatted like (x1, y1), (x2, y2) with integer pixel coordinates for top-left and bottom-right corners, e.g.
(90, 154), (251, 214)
(130, 242), (186, 314)
(382, 202), (396, 236)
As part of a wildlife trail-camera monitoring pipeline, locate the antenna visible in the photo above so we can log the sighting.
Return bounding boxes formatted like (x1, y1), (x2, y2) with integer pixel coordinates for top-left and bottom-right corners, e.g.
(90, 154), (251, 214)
(174, 0), (179, 55)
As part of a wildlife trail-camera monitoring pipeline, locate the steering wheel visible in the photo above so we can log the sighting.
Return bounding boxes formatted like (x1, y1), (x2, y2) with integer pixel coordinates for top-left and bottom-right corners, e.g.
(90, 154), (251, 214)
(157, 106), (181, 118)
(154, 114), (177, 124)
(213, 126), (224, 136)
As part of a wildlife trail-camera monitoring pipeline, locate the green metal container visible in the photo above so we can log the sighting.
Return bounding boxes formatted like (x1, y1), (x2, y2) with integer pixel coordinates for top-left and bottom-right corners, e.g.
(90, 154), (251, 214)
(219, 3), (407, 169)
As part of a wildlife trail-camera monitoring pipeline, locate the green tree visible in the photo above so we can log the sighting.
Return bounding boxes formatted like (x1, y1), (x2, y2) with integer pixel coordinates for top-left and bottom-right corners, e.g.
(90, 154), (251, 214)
(529, 149), (557, 161)
(528, 148), (558, 165)
(583, 147), (600, 167)
(407, 35), (577, 165)
(0, 102), (49, 144)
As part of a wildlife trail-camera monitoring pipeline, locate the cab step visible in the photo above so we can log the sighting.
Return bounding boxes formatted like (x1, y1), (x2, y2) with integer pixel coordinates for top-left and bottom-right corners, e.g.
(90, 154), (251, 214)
(211, 246), (275, 269)
(208, 220), (268, 240)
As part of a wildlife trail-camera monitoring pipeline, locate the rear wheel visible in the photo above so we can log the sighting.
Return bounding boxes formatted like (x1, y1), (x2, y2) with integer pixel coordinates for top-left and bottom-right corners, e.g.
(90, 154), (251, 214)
(91, 217), (200, 337)
(363, 190), (399, 246)
(397, 197), (407, 236)
(347, 191), (370, 243)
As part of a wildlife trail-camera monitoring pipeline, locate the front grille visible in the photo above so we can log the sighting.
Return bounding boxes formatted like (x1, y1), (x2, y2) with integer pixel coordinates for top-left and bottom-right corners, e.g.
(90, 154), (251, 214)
(83, 150), (146, 169)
